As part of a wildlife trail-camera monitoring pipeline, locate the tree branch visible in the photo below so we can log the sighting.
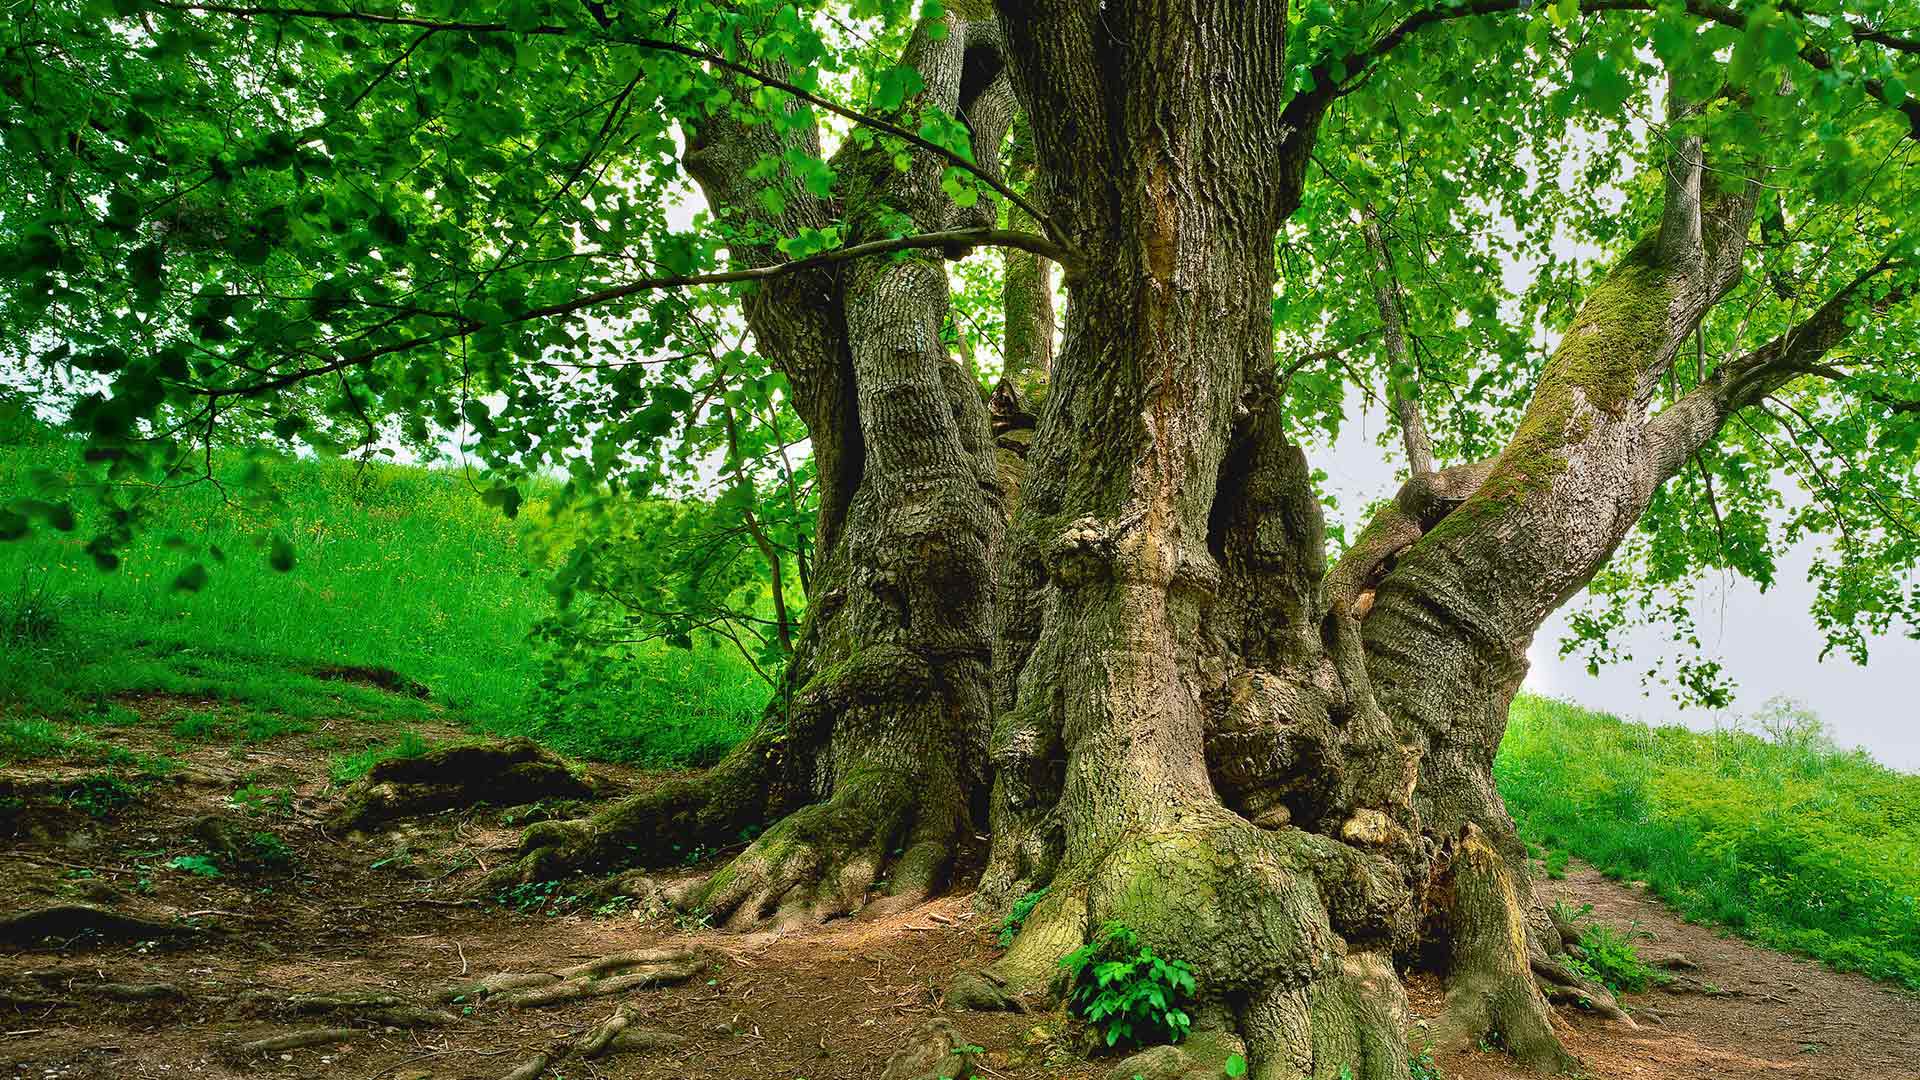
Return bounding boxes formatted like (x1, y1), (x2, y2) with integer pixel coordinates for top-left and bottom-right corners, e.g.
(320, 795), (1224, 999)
(1346, 0), (1920, 141)
(190, 227), (1065, 400)
(1362, 209), (1435, 476)
(1646, 262), (1915, 480)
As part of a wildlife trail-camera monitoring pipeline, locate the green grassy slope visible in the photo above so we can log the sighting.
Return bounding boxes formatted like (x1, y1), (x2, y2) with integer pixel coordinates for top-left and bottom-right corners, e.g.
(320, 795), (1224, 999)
(1499, 695), (1920, 990)
(0, 424), (765, 773)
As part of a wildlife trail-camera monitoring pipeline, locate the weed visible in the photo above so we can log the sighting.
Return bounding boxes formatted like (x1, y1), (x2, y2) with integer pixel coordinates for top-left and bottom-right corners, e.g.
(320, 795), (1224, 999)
(996, 886), (1050, 948)
(1564, 922), (1665, 994)
(231, 784), (295, 817)
(1543, 848), (1570, 879)
(242, 830), (296, 869)
(168, 854), (222, 878)
(493, 879), (580, 915)
(59, 773), (144, 818)
(1059, 922), (1197, 1049)
(329, 731), (434, 783)
(0, 570), (64, 649)
(1408, 1043), (1443, 1080)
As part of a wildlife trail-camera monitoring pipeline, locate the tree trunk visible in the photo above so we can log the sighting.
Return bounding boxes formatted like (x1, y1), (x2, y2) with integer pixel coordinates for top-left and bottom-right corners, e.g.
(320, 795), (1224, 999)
(489, 14), (1015, 928)
(485, 19), (1827, 1080)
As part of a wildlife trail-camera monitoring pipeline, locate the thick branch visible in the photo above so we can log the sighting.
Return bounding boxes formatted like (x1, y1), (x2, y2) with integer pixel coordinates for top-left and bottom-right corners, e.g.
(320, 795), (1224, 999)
(1647, 265), (1915, 480)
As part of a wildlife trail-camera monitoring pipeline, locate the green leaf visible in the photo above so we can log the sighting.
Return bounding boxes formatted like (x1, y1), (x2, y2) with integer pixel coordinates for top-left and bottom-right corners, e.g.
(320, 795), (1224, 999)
(1225, 1053), (1248, 1078)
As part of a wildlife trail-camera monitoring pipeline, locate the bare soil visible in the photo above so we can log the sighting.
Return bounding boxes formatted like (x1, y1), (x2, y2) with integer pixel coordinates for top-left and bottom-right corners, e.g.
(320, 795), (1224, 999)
(4, 706), (1916, 1080)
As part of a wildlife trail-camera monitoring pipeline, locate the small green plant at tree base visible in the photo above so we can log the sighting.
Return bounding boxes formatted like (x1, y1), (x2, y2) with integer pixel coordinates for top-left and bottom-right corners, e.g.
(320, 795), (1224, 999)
(1224, 1052), (1248, 1077)
(1059, 922), (1197, 1049)
(1564, 922), (1666, 994)
(996, 886), (1050, 947)
(168, 854), (221, 878)
(1408, 1042), (1443, 1079)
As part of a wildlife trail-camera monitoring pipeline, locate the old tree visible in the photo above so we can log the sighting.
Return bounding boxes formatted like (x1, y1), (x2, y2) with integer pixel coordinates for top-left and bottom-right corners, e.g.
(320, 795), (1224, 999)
(4, 0), (1917, 1074)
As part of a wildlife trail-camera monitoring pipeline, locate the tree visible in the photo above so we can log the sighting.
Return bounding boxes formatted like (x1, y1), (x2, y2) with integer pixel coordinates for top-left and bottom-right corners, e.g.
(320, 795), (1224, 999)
(3, 0), (1915, 1075)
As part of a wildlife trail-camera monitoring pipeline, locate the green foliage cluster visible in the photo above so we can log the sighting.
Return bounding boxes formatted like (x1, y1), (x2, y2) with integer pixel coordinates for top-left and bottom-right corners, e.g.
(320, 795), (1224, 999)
(1059, 922), (1198, 1049)
(1498, 694), (1920, 990)
(995, 886), (1049, 948)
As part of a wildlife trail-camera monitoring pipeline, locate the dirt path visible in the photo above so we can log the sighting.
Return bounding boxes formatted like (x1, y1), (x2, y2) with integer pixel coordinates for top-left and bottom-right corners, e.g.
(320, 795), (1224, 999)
(3, 713), (1916, 1080)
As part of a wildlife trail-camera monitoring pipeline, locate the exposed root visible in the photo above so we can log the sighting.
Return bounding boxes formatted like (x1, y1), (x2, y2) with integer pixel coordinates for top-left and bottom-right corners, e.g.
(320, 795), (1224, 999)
(497, 1051), (550, 1080)
(484, 738), (773, 889)
(576, 1005), (688, 1058)
(0, 904), (200, 947)
(90, 982), (182, 1001)
(945, 968), (1025, 1012)
(233, 1027), (359, 1056)
(679, 773), (961, 930)
(444, 948), (705, 1009)
(998, 813), (1422, 1079)
(332, 737), (596, 832)
(1432, 826), (1578, 1073)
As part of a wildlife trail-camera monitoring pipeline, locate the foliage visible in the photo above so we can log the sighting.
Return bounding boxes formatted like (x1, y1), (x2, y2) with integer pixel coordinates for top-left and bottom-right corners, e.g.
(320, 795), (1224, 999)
(1059, 922), (1198, 1049)
(1499, 694), (1920, 990)
(996, 886), (1049, 948)
(230, 784), (295, 817)
(1561, 919), (1666, 994)
(167, 854), (221, 878)
(58, 773), (145, 818)
(0, 0), (1910, 714)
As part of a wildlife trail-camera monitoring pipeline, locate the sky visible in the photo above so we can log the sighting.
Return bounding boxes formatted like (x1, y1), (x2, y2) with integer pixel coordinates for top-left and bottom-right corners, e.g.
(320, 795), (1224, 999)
(1313, 407), (1920, 772)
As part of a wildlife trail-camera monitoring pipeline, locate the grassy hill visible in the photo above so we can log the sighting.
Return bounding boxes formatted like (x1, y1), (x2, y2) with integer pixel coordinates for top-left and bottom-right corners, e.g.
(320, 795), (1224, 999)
(0, 420), (765, 776)
(1500, 696), (1920, 990)
(3, 421), (1916, 993)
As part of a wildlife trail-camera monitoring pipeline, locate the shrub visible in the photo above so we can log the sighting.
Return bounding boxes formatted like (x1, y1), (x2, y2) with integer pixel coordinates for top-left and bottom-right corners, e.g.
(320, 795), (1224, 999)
(1059, 922), (1197, 1049)
(1563, 922), (1664, 994)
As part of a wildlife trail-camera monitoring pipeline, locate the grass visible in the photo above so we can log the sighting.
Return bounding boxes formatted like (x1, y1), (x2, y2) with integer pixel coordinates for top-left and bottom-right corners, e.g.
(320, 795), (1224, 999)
(1498, 694), (1920, 991)
(0, 418), (765, 774)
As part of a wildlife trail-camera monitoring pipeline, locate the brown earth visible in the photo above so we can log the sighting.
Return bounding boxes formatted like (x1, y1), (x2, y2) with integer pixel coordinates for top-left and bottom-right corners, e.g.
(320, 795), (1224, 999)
(3, 704), (1916, 1080)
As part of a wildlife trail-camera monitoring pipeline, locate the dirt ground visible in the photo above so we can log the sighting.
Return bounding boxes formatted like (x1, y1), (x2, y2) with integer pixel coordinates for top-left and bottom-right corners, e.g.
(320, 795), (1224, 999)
(4, 701), (1917, 1080)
